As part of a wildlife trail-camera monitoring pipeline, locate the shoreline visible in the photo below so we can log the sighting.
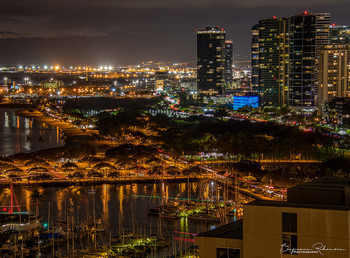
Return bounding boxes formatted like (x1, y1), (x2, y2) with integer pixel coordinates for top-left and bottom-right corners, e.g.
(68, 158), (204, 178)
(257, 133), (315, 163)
(0, 176), (201, 187)
(0, 107), (67, 157)
(15, 109), (95, 139)
(11, 109), (102, 159)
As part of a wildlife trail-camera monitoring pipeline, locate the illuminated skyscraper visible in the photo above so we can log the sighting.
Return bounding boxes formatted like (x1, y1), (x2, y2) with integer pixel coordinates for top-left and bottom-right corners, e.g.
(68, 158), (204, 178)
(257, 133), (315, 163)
(196, 27), (226, 95)
(318, 44), (350, 110)
(224, 40), (233, 88)
(253, 17), (289, 106)
(330, 25), (350, 44)
(289, 12), (330, 110)
(251, 24), (259, 92)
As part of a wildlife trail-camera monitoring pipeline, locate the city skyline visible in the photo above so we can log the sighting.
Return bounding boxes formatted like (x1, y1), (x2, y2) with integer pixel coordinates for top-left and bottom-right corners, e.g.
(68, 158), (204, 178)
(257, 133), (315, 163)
(1, 0), (350, 65)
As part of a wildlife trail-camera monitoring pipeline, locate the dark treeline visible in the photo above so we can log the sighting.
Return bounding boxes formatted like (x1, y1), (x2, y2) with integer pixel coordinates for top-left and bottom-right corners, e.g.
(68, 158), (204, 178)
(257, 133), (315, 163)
(156, 114), (336, 160)
(95, 109), (340, 162)
(93, 110), (350, 185)
(63, 96), (163, 113)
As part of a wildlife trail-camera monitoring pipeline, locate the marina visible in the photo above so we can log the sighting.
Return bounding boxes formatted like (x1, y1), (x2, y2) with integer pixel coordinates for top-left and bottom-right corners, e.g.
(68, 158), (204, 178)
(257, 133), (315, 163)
(0, 181), (248, 257)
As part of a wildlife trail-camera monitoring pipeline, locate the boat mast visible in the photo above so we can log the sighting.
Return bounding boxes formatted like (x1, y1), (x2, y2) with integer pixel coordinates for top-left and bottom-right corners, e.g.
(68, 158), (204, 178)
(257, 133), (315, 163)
(10, 184), (14, 214)
(93, 196), (96, 249)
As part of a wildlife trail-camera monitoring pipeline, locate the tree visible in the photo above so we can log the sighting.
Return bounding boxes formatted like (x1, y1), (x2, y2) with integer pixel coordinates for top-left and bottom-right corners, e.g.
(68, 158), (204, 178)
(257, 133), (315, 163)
(30, 189), (44, 217)
(214, 108), (229, 121)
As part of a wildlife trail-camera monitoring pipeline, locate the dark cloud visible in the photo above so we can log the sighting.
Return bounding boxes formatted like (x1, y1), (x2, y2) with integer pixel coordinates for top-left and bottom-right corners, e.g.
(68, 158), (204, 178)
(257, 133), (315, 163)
(0, 0), (349, 65)
(0, 18), (23, 23)
(0, 31), (19, 36)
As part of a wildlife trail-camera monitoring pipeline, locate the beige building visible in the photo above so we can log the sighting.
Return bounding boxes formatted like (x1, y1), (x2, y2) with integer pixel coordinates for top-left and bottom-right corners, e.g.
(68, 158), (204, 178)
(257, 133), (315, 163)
(318, 44), (350, 110)
(196, 177), (350, 258)
(40, 80), (63, 89)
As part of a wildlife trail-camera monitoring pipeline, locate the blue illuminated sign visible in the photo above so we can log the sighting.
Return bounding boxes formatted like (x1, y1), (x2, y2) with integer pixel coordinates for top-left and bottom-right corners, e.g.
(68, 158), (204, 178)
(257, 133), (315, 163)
(232, 96), (259, 110)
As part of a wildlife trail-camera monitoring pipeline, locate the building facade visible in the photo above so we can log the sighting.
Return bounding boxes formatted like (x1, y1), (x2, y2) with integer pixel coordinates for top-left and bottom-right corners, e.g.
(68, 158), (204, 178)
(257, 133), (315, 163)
(318, 44), (350, 110)
(224, 40), (234, 89)
(257, 17), (289, 107)
(289, 12), (330, 110)
(40, 80), (63, 89)
(330, 25), (350, 44)
(251, 24), (260, 93)
(324, 97), (350, 125)
(197, 27), (226, 96)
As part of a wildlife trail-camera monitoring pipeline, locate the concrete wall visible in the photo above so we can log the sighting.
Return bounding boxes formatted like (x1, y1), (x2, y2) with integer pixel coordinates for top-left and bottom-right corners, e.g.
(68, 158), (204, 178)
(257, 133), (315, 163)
(195, 236), (243, 258)
(243, 205), (350, 258)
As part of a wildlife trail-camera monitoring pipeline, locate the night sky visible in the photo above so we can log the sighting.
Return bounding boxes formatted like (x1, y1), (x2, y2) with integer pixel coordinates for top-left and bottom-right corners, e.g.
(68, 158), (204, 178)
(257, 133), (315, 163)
(0, 0), (349, 66)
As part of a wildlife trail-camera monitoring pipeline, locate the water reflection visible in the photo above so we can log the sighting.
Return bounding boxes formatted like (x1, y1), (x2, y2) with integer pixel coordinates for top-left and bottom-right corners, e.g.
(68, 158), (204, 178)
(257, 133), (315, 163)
(0, 183), (233, 233)
(0, 108), (64, 156)
(0, 182), (241, 254)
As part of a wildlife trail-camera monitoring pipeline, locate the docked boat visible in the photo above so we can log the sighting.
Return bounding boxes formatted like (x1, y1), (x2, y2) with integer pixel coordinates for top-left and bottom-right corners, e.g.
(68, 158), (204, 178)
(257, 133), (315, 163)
(188, 215), (221, 222)
(159, 213), (177, 219)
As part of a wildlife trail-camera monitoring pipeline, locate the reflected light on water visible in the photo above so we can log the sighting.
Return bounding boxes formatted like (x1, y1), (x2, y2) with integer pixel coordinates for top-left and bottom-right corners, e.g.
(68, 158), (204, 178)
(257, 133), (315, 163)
(119, 185), (124, 217)
(4, 112), (9, 127)
(0, 181), (243, 256)
(0, 108), (64, 156)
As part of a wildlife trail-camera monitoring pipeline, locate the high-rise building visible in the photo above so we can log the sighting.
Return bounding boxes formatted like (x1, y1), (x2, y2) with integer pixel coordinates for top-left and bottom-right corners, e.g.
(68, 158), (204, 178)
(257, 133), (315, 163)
(330, 25), (350, 44)
(318, 44), (350, 109)
(224, 40), (233, 88)
(251, 24), (259, 93)
(289, 12), (330, 110)
(196, 27), (226, 95)
(324, 97), (350, 125)
(254, 17), (290, 106)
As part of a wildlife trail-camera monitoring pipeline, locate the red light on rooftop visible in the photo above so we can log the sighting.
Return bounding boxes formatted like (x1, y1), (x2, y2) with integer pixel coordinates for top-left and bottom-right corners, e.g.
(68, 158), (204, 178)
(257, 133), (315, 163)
(332, 23), (336, 27)
(304, 11), (308, 15)
(273, 16), (277, 19)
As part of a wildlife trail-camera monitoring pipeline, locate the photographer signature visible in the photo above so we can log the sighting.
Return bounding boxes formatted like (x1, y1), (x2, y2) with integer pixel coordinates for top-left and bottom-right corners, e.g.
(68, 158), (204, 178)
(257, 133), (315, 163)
(280, 242), (346, 255)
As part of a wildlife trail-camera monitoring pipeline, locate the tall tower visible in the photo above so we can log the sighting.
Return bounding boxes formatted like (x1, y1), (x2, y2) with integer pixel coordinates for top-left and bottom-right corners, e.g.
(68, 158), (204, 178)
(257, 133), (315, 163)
(224, 40), (233, 88)
(196, 27), (226, 96)
(255, 17), (290, 106)
(318, 44), (350, 109)
(251, 24), (259, 93)
(289, 12), (330, 110)
(330, 25), (350, 44)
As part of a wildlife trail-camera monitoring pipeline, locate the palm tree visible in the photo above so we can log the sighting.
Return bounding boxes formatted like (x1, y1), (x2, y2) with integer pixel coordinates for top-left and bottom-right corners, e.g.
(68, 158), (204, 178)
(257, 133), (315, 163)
(30, 189), (44, 218)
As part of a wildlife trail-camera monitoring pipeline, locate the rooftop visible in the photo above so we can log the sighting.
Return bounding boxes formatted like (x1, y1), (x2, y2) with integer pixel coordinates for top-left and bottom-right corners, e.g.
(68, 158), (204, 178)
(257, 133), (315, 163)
(246, 200), (350, 211)
(290, 177), (350, 191)
(287, 177), (350, 206)
(197, 219), (243, 239)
